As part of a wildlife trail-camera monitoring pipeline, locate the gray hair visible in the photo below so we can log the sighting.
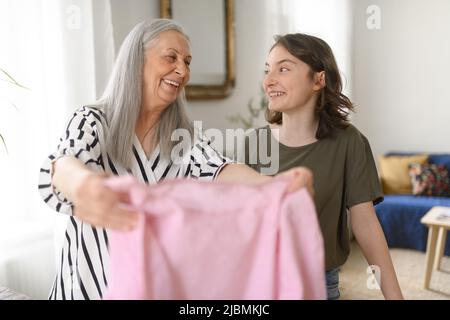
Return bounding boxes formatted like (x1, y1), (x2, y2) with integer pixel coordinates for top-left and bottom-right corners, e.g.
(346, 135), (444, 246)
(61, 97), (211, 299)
(93, 19), (194, 168)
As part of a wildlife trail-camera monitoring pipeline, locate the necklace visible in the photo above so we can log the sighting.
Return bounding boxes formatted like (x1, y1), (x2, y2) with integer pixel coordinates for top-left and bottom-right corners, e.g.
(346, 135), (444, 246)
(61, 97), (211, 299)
(137, 121), (157, 159)
(142, 122), (155, 140)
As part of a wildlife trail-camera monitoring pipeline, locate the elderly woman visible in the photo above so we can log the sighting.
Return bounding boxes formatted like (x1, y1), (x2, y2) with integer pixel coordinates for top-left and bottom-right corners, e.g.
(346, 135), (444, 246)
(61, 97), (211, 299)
(38, 19), (313, 300)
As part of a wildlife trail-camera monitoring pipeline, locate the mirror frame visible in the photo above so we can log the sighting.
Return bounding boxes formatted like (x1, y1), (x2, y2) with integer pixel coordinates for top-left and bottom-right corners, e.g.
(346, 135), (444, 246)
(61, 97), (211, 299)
(160, 0), (235, 100)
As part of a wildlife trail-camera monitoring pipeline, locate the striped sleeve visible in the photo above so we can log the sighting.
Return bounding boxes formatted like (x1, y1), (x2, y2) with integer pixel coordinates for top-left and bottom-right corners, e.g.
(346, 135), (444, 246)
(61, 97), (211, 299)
(188, 134), (232, 181)
(38, 106), (105, 215)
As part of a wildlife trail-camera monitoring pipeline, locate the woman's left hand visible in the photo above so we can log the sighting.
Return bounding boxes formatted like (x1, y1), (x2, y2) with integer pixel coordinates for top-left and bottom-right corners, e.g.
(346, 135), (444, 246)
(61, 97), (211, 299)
(276, 167), (314, 196)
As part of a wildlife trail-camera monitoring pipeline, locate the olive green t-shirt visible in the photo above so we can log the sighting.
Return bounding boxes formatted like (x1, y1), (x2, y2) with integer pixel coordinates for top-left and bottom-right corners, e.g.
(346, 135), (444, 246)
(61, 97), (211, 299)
(243, 124), (383, 270)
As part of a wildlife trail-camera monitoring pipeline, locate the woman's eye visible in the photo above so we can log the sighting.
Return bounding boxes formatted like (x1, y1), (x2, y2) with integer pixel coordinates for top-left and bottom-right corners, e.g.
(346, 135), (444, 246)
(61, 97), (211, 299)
(280, 67), (288, 72)
(167, 55), (176, 62)
(185, 60), (191, 67)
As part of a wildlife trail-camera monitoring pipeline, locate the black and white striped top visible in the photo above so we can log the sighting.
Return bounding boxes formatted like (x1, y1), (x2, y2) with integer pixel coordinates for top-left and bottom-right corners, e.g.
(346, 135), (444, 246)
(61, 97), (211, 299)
(38, 106), (230, 300)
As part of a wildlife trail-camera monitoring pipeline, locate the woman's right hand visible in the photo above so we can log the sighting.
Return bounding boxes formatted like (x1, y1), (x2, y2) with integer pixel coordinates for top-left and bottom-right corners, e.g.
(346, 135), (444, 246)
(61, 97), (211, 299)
(72, 172), (139, 231)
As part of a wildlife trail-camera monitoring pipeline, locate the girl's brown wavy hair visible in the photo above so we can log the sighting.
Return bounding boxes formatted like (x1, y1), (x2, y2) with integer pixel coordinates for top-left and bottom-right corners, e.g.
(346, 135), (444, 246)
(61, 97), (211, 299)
(266, 33), (354, 139)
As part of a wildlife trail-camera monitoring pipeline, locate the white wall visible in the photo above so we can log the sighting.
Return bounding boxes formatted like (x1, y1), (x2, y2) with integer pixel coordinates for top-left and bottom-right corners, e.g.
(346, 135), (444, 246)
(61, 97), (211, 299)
(110, 0), (159, 54)
(352, 0), (450, 160)
(92, 0), (116, 99)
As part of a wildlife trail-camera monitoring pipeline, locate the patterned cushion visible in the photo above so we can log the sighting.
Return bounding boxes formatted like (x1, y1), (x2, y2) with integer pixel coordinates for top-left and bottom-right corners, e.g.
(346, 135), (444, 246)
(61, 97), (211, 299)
(408, 163), (450, 197)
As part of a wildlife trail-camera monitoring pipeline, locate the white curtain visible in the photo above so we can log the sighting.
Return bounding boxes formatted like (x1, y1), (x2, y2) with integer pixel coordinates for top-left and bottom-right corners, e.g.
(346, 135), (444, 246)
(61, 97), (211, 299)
(0, 0), (115, 261)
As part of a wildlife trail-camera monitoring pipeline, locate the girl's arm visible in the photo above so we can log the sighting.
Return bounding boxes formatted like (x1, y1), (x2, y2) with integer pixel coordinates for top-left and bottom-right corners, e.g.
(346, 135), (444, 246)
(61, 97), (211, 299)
(349, 202), (404, 299)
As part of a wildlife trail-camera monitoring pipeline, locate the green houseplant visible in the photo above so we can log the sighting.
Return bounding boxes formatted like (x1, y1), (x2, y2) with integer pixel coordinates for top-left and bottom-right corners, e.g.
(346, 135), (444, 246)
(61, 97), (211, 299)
(0, 68), (28, 151)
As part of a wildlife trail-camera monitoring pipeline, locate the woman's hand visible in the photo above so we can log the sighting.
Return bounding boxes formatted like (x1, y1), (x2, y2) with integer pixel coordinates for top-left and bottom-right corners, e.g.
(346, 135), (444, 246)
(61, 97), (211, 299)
(276, 167), (314, 196)
(72, 172), (139, 231)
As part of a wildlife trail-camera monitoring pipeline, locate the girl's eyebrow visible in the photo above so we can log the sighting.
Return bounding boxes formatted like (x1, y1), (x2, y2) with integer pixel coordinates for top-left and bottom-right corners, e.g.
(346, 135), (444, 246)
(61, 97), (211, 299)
(265, 59), (297, 67)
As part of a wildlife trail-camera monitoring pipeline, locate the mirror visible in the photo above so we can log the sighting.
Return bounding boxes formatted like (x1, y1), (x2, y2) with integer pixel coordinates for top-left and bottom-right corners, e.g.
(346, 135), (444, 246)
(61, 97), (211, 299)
(160, 0), (235, 100)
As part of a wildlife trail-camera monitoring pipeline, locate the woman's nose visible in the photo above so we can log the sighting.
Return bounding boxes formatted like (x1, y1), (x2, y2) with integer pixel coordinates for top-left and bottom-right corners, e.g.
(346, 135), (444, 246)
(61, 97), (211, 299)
(175, 62), (188, 78)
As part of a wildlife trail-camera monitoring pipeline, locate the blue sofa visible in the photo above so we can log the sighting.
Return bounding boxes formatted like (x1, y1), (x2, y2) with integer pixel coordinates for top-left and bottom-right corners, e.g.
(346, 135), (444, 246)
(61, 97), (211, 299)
(374, 153), (450, 256)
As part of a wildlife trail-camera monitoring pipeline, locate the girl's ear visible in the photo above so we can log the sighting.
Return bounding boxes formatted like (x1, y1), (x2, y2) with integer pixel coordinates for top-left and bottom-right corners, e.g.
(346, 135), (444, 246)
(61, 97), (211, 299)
(314, 71), (326, 90)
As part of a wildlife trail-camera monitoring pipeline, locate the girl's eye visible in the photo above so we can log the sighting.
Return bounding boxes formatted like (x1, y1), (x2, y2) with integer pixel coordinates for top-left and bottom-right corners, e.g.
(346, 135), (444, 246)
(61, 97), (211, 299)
(280, 67), (288, 72)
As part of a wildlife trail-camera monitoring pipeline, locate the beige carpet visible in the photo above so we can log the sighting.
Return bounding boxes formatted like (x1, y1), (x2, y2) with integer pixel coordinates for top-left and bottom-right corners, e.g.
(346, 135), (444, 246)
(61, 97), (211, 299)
(339, 240), (450, 300)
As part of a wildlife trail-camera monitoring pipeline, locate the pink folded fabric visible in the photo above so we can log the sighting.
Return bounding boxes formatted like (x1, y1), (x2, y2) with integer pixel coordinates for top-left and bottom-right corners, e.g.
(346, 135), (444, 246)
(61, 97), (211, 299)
(104, 176), (326, 300)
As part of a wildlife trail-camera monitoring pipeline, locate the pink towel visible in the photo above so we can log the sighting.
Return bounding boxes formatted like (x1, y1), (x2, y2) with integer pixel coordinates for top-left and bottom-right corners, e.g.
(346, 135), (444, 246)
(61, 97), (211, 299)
(104, 176), (326, 300)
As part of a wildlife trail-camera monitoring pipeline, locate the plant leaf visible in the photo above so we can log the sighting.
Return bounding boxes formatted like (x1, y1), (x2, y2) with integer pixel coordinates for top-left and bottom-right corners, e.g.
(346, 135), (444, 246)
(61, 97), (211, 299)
(0, 68), (30, 90)
(0, 134), (8, 154)
(0, 96), (20, 111)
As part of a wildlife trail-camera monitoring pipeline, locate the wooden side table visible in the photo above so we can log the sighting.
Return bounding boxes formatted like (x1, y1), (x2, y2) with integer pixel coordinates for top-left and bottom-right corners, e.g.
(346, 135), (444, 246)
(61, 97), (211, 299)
(420, 206), (450, 289)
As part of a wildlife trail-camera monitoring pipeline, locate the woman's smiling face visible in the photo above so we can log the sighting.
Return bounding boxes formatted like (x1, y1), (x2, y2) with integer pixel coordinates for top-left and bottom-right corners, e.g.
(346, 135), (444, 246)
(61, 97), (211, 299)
(142, 30), (192, 110)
